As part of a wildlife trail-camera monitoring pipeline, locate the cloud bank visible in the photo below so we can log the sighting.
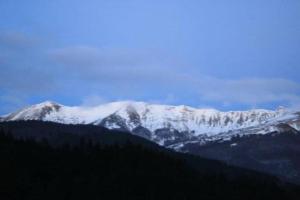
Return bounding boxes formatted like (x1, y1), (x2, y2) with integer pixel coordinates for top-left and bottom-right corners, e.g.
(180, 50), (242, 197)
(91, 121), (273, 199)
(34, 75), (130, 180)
(48, 45), (300, 106)
(1, 35), (300, 113)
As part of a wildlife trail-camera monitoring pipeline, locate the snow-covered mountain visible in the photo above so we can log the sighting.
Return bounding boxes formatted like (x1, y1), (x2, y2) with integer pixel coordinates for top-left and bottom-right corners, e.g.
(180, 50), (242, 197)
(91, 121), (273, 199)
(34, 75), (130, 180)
(1, 101), (300, 146)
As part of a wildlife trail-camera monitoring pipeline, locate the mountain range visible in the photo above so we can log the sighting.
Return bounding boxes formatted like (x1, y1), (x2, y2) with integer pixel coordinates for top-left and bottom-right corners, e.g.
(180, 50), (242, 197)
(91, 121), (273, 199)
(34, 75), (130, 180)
(1, 101), (299, 146)
(2, 100), (300, 184)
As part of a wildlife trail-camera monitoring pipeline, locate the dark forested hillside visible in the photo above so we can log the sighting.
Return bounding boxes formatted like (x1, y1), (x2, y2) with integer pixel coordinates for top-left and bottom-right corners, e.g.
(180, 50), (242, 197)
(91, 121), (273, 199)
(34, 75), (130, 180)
(0, 121), (300, 200)
(182, 131), (300, 184)
(0, 121), (159, 148)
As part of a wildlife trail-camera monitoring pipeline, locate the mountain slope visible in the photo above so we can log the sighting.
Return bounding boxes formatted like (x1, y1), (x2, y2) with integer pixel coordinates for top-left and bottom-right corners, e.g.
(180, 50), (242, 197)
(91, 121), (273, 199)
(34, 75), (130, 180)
(0, 120), (158, 148)
(180, 130), (300, 184)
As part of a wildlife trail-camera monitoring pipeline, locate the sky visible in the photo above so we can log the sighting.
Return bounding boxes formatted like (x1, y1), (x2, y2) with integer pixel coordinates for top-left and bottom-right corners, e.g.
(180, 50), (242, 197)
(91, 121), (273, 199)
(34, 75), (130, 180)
(0, 0), (300, 114)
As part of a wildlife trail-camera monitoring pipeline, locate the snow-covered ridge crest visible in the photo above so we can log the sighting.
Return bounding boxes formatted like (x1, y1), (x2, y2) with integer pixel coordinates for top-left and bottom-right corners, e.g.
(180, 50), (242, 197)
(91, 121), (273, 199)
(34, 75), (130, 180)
(1, 100), (298, 136)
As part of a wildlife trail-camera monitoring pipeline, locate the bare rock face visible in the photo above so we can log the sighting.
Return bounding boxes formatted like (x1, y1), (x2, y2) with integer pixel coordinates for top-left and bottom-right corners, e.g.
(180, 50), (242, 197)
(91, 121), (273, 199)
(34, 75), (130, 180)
(99, 114), (129, 131)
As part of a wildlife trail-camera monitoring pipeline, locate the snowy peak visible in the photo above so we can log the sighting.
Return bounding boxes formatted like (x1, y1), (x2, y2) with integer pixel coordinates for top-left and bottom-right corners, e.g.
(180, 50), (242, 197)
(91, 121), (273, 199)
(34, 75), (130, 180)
(3, 101), (62, 121)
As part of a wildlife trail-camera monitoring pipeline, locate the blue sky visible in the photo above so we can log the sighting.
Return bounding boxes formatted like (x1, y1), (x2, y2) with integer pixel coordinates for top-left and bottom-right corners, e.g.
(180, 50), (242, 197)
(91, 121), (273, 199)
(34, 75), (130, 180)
(0, 0), (300, 114)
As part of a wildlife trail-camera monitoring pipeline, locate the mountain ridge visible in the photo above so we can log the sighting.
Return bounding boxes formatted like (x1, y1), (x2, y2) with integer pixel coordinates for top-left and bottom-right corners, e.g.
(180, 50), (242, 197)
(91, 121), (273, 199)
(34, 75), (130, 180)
(1, 100), (299, 146)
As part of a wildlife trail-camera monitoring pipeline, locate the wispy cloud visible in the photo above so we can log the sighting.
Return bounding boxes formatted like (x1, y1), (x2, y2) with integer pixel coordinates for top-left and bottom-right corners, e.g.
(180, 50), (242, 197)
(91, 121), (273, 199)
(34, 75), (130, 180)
(81, 95), (109, 107)
(49, 45), (181, 84)
(0, 31), (37, 49)
(49, 46), (165, 68)
(194, 77), (300, 106)
(0, 93), (29, 114)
